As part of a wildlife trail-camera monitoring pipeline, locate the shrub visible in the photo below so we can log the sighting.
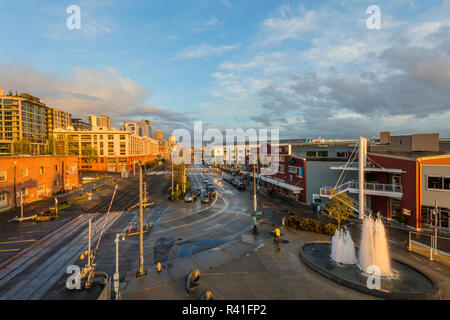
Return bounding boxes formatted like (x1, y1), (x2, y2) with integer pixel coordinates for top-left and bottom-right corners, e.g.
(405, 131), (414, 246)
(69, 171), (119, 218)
(323, 223), (337, 236)
(285, 216), (337, 236)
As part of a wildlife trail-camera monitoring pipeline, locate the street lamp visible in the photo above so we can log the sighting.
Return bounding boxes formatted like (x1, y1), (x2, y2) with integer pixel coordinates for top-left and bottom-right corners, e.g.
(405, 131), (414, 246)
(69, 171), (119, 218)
(114, 232), (125, 300)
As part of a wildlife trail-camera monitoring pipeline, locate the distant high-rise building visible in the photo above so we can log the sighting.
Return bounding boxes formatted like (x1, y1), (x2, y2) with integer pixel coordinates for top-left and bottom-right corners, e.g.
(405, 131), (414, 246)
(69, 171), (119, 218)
(138, 119), (152, 138)
(153, 130), (164, 142)
(121, 122), (138, 134)
(71, 118), (90, 131)
(89, 115), (111, 129)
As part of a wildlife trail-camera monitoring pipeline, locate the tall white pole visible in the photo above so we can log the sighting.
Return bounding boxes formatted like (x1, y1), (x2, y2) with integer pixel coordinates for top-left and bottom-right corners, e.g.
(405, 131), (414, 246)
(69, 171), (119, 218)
(359, 136), (366, 220)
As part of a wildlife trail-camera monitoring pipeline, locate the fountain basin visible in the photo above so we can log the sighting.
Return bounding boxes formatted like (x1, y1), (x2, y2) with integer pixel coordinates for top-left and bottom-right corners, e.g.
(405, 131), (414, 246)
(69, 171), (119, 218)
(300, 242), (439, 300)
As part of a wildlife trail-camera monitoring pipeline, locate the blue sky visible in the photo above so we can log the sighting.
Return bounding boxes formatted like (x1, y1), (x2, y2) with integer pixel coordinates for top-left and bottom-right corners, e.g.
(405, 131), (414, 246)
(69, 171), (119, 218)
(1, 0), (449, 139)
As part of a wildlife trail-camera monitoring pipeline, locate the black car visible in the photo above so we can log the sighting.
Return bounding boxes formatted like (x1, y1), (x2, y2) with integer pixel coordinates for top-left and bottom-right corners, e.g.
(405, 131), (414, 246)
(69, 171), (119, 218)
(207, 186), (216, 197)
(200, 193), (211, 204)
(194, 188), (201, 197)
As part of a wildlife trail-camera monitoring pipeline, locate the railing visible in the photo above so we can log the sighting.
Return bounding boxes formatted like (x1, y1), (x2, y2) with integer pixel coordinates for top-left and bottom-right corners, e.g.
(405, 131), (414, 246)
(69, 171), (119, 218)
(408, 231), (450, 267)
(320, 180), (402, 198)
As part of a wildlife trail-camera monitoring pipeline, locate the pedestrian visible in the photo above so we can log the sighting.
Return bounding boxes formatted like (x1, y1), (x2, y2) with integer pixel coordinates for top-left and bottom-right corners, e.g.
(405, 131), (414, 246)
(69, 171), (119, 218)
(274, 227), (281, 243)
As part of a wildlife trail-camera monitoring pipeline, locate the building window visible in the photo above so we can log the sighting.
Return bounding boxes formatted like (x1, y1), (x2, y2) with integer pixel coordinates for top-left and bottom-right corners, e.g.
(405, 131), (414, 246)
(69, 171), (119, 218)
(337, 152), (347, 158)
(444, 178), (450, 190)
(428, 176), (443, 189)
(39, 166), (45, 175)
(55, 165), (58, 172)
(21, 168), (29, 177)
(279, 165), (285, 173)
(298, 167), (303, 178)
(306, 151), (317, 157)
(38, 184), (45, 192)
(318, 151), (328, 157)
(54, 180), (59, 188)
(0, 171), (6, 182)
(108, 135), (113, 140)
(288, 166), (298, 174)
(22, 187), (28, 196)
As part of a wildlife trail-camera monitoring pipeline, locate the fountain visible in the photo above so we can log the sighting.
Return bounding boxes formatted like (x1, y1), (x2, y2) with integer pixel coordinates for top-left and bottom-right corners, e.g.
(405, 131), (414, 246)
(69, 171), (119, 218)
(358, 214), (392, 276)
(330, 227), (357, 265)
(299, 214), (439, 299)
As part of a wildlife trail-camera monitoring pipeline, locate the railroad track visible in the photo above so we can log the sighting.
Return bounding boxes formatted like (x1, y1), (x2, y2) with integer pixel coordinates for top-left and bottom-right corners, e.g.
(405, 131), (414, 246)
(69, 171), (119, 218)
(0, 211), (123, 300)
(85, 174), (161, 213)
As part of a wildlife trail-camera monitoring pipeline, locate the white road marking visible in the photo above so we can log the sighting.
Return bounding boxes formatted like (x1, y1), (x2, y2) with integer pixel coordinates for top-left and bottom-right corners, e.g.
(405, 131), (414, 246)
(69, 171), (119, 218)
(204, 224), (221, 231)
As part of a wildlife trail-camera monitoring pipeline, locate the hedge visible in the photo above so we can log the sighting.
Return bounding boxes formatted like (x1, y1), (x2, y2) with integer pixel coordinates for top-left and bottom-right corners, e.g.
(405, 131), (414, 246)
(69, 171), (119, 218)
(285, 216), (337, 236)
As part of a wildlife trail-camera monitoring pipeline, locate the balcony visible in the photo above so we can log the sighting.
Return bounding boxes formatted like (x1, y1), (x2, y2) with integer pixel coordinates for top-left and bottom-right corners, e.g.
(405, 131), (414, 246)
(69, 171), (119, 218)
(320, 180), (403, 198)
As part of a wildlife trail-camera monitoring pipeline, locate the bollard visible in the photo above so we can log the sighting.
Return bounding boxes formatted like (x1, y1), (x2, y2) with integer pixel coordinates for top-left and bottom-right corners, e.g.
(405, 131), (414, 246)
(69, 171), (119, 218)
(185, 269), (200, 293)
(199, 289), (213, 300)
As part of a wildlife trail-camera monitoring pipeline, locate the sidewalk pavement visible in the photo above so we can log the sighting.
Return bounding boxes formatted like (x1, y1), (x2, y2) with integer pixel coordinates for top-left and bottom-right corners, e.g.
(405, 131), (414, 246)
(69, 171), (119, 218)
(120, 222), (372, 300)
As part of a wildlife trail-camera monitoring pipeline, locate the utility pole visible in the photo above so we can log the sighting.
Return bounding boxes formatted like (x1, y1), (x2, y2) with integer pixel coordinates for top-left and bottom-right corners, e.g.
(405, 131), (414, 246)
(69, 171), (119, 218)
(433, 199), (438, 253)
(252, 155), (258, 235)
(136, 161), (146, 277)
(88, 218), (92, 268)
(358, 136), (366, 220)
(20, 190), (23, 219)
(171, 155), (174, 199)
(13, 161), (17, 208)
(182, 162), (186, 194)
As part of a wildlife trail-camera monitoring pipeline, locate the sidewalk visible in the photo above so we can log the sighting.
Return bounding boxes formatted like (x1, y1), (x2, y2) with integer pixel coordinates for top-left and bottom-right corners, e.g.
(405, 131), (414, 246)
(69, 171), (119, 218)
(119, 222), (375, 300)
(0, 176), (116, 224)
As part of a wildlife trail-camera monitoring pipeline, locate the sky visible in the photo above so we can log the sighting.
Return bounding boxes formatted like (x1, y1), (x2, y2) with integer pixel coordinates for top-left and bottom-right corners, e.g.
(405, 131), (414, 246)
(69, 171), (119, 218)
(0, 0), (449, 140)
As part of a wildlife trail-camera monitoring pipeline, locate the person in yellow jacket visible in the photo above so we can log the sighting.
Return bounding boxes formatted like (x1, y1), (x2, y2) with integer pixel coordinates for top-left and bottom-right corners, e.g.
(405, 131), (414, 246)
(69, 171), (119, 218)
(274, 227), (281, 243)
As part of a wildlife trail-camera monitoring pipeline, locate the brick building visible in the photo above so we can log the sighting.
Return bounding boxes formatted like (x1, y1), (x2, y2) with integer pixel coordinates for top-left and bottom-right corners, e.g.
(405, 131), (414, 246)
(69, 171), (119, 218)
(0, 155), (79, 211)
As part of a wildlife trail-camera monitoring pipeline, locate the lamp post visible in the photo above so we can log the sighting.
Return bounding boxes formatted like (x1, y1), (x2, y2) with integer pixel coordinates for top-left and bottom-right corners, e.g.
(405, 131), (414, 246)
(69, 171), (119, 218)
(136, 161), (146, 277)
(13, 161), (17, 208)
(114, 232), (125, 300)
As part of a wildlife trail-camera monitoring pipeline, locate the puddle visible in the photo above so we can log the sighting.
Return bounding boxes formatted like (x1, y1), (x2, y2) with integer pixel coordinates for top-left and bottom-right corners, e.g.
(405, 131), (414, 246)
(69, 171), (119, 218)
(177, 238), (228, 258)
(153, 237), (176, 263)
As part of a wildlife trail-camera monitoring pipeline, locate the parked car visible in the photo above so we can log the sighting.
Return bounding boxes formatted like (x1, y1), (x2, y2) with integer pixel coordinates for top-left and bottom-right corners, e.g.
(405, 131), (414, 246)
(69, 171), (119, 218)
(203, 178), (209, 184)
(194, 188), (202, 197)
(200, 193), (211, 204)
(184, 193), (196, 202)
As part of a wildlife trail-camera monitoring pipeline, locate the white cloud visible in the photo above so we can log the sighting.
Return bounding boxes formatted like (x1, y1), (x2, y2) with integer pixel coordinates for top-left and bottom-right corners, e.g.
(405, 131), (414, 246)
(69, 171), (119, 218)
(257, 4), (316, 45)
(0, 65), (189, 127)
(173, 43), (240, 59)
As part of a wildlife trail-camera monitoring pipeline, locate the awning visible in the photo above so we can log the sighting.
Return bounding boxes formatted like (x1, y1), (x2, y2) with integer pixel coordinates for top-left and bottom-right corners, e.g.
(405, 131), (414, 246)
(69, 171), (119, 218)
(260, 176), (303, 194)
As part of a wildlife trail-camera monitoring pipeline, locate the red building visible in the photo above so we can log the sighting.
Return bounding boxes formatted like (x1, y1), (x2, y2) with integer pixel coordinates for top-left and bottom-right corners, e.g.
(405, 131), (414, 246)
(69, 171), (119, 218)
(242, 144), (307, 203)
(0, 155), (79, 211)
(367, 153), (450, 229)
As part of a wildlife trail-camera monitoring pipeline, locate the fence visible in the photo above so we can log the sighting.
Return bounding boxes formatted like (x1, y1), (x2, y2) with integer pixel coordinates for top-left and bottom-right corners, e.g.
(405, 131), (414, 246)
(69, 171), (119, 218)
(408, 231), (450, 267)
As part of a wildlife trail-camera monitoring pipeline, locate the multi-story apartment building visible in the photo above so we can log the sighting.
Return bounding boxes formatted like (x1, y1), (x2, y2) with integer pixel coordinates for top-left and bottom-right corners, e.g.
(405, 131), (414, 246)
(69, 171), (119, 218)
(47, 108), (71, 131)
(52, 127), (159, 173)
(0, 89), (48, 155)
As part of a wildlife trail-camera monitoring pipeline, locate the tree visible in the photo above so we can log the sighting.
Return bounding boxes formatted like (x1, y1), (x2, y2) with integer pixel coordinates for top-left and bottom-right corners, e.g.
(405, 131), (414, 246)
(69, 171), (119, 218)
(13, 139), (31, 155)
(322, 189), (355, 231)
(81, 145), (97, 163)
